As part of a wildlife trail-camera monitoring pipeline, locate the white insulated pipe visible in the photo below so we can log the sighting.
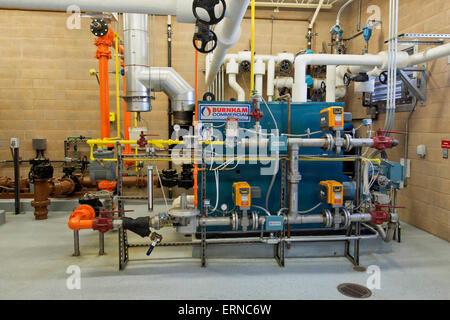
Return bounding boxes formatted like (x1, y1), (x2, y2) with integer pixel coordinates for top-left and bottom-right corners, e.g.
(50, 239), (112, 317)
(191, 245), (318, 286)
(293, 53), (383, 102)
(0, 0), (197, 22)
(309, 0), (324, 29)
(326, 65), (336, 102)
(226, 57), (245, 101)
(267, 58), (275, 100)
(228, 74), (245, 101)
(336, 0), (355, 26)
(407, 42), (450, 66)
(205, 0), (250, 86)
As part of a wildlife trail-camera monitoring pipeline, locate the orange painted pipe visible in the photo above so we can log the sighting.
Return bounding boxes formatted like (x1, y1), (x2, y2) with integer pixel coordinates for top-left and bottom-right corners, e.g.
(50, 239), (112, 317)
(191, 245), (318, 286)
(193, 48), (199, 207)
(95, 28), (116, 140)
(68, 205), (95, 230)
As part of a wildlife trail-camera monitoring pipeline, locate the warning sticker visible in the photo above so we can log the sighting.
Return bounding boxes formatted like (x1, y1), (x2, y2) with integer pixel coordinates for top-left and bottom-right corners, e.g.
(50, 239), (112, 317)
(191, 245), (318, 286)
(199, 104), (251, 122)
(442, 140), (450, 149)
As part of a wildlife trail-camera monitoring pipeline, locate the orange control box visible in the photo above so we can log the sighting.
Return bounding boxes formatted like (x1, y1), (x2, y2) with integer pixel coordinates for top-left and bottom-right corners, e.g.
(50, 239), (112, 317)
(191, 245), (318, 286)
(319, 180), (343, 206)
(232, 182), (251, 208)
(320, 106), (344, 130)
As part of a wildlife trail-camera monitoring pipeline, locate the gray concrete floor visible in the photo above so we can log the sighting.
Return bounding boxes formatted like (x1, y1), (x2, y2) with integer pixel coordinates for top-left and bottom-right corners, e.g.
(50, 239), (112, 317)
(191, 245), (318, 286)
(0, 200), (449, 300)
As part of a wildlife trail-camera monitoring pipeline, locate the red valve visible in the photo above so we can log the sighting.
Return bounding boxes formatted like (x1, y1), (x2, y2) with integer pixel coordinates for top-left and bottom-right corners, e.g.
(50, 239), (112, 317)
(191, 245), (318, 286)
(92, 209), (134, 233)
(248, 108), (264, 123)
(372, 129), (403, 151)
(248, 96), (264, 123)
(137, 131), (159, 148)
(370, 204), (405, 224)
(92, 214), (113, 233)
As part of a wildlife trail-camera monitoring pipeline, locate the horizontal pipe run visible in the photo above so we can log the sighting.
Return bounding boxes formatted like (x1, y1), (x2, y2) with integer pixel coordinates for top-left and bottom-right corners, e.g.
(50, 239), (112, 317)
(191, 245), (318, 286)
(0, 0), (197, 22)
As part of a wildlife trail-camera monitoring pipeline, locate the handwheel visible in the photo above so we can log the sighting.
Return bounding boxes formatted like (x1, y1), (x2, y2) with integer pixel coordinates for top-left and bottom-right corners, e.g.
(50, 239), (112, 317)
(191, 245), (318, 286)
(193, 22), (218, 54)
(192, 0), (226, 25)
(343, 73), (351, 87)
(379, 71), (388, 85)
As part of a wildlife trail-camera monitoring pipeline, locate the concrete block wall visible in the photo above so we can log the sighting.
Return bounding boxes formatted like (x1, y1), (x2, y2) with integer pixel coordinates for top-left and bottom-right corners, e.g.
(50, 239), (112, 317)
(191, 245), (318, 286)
(341, 0), (449, 241)
(0, 7), (339, 199)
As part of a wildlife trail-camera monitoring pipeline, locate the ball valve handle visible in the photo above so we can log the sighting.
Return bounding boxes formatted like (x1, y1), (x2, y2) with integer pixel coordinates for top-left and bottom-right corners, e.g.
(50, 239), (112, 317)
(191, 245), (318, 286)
(137, 131), (159, 148)
(375, 204), (406, 210)
(146, 232), (163, 256)
(376, 129), (408, 135)
(99, 209), (134, 216)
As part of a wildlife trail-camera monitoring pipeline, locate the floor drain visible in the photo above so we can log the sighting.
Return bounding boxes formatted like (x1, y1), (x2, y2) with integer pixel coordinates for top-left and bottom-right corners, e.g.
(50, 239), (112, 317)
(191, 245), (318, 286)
(337, 283), (372, 299)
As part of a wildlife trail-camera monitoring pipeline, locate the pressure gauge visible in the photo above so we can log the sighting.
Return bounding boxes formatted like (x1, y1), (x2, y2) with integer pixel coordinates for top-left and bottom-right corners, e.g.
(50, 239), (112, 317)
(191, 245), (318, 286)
(220, 204), (228, 212)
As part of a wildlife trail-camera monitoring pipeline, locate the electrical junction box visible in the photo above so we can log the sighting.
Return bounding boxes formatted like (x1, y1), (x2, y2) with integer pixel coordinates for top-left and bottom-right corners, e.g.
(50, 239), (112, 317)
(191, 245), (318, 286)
(265, 215), (284, 231)
(319, 180), (343, 207)
(320, 106), (344, 130)
(232, 182), (251, 208)
(270, 135), (288, 152)
(380, 161), (404, 189)
(10, 138), (19, 149)
(109, 112), (116, 122)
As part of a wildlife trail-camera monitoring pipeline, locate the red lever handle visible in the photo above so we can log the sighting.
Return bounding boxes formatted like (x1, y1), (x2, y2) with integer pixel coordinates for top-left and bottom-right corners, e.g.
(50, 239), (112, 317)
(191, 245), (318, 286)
(376, 129), (407, 135)
(100, 209), (134, 214)
(375, 204), (405, 209)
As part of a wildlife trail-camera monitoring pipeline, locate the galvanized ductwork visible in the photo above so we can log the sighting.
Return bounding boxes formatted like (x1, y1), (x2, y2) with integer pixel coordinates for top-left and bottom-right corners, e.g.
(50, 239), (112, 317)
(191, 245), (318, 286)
(123, 13), (151, 112)
(138, 68), (195, 125)
(123, 13), (194, 125)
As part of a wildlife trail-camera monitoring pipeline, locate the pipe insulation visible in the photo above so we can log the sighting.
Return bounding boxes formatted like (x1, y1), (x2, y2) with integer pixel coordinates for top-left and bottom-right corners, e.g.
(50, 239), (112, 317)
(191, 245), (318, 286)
(138, 68), (195, 114)
(0, 0), (197, 22)
(123, 13), (151, 112)
(309, 0), (324, 29)
(293, 42), (450, 102)
(205, 0), (250, 86)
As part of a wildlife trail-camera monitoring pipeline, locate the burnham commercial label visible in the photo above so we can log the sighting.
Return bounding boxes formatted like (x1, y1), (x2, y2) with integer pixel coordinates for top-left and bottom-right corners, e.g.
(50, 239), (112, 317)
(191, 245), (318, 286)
(199, 104), (251, 122)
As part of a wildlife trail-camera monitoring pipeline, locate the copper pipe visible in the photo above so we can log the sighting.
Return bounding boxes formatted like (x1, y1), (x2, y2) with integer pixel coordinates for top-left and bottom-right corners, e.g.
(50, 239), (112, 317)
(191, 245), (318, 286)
(0, 176), (30, 192)
(31, 178), (75, 220)
(31, 179), (52, 220)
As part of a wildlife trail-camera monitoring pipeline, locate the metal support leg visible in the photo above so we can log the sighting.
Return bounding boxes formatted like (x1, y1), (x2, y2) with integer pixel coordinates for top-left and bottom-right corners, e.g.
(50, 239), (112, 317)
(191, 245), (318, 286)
(116, 142), (129, 270)
(274, 236), (285, 267)
(99, 232), (105, 255)
(345, 147), (363, 270)
(73, 230), (80, 256)
(201, 225), (207, 267)
(200, 145), (207, 268)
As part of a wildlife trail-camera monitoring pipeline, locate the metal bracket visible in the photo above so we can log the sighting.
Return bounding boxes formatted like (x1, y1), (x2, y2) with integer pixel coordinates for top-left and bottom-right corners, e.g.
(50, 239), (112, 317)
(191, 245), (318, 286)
(398, 69), (427, 106)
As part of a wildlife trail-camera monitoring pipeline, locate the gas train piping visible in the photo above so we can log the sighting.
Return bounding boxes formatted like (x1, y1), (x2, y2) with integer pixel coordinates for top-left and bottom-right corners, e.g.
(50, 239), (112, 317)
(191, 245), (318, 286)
(68, 104), (401, 255)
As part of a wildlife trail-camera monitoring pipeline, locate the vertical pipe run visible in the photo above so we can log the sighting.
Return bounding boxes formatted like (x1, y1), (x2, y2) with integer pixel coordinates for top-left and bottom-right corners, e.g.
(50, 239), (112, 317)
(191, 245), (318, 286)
(99, 232), (105, 255)
(288, 144), (300, 217)
(99, 52), (111, 139)
(194, 48), (199, 207)
(250, 0), (255, 93)
(167, 15), (173, 198)
(326, 65), (336, 102)
(73, 230), (80, 256)
(147, 165), (154, 211)
(123, 13), (151, 112)
(13, 145), (20, 215)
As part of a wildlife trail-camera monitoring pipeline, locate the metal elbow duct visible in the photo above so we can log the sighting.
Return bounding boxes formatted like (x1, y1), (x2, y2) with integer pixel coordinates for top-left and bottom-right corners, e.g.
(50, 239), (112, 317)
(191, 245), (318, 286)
(138, 67), (195, 125)
(123, 13), (151, 112)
